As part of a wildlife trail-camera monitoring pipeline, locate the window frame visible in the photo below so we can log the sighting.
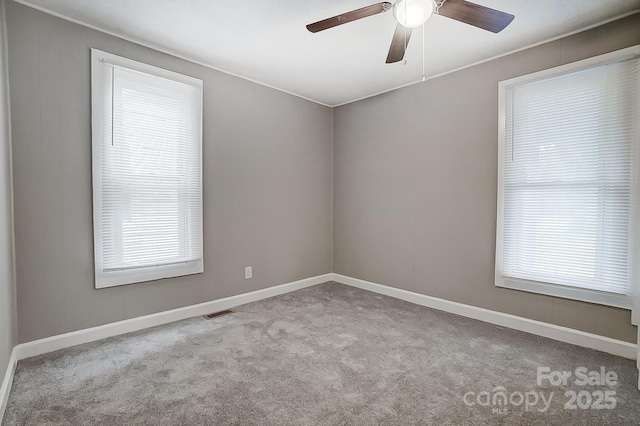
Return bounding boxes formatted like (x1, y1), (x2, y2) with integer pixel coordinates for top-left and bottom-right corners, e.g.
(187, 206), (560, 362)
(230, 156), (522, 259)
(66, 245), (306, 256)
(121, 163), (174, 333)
(495, 45), (640, 309)
(91, 49), (204, 289)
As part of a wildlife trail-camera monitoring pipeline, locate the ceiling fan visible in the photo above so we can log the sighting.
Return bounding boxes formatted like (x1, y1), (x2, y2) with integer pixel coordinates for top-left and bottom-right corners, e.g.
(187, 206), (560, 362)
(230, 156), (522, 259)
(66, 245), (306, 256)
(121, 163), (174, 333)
(306, 0), (515, 64)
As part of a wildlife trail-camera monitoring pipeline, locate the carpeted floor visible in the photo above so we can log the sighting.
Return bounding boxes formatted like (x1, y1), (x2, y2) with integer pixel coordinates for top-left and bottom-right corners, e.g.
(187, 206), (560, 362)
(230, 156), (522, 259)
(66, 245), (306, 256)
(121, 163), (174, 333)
(3, 282), (639, 425)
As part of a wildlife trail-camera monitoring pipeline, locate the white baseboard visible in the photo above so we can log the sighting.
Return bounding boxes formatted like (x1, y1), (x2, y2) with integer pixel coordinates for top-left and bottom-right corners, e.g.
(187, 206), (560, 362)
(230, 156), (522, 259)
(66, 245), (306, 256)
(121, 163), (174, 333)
(0, 347), (17, 423)
(6, 271), (637, 407)
(333, 274), (638, 360)
(14, 273), (333, 361)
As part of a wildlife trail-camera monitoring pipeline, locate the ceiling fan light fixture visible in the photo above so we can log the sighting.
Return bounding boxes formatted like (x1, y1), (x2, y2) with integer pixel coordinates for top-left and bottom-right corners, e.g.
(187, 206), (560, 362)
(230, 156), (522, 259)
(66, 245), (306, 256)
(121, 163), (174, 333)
(306, 0), (515, 65)
(393, 0), (434, 28)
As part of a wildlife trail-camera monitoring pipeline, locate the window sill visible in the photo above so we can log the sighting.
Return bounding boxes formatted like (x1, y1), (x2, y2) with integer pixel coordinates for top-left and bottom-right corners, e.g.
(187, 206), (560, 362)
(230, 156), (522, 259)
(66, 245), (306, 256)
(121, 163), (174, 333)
(95, 260), (204, 289)
(495, 276), (632, 310)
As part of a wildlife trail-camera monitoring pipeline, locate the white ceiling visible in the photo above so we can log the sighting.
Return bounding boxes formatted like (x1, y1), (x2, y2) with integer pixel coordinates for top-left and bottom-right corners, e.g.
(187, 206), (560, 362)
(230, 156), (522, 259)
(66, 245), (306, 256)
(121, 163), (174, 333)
(17, 0), (640, 106)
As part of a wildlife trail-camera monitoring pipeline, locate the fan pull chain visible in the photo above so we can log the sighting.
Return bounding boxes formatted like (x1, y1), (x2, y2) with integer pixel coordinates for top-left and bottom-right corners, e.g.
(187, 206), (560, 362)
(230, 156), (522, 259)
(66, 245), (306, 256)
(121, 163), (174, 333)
(403, 25), (407, 65)
(422, 23), (426, 81)
(404, 0), (408, 65)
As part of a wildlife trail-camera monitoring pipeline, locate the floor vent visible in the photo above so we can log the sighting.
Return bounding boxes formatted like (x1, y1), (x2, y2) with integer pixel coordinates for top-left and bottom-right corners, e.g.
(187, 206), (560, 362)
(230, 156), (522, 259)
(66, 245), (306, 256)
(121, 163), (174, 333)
(203, 309), (234, 320)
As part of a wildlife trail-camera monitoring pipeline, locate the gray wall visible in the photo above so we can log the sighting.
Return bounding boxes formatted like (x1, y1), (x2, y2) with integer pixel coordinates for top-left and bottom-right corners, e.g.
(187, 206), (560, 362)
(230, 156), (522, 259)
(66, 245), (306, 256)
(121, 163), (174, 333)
(6, 0), (639, 346)
(0, 0), (17, 389)
(6, 1), (333, 343)
(333, 13), (640, 343)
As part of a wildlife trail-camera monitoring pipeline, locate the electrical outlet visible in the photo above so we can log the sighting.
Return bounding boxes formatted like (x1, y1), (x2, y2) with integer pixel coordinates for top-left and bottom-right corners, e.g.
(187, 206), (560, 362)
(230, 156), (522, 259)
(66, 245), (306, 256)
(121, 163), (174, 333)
(245, 266), (253, 279)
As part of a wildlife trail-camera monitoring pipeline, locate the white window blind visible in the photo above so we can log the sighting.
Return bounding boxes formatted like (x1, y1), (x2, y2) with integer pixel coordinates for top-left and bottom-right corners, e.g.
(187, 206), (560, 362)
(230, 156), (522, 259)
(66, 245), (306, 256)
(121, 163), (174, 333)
(92, 50), (203, 288)
(497, 49), (640, 307)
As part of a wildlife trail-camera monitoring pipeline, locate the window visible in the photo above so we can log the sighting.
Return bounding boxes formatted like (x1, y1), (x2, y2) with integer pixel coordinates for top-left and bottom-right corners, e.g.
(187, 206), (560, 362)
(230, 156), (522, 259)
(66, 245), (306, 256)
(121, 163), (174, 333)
(91, 49), (203, 289)
(496, 46), (640, 308)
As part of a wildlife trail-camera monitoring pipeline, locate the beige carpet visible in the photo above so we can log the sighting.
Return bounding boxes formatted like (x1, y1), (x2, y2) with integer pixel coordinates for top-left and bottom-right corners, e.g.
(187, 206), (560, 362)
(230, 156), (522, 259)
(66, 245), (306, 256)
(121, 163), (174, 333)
(3, 282), (639, 425)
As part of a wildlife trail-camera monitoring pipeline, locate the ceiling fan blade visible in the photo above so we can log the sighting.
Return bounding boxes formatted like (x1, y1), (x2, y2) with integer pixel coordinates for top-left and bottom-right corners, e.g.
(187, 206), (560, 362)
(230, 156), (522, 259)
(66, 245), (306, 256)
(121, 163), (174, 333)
(438, 0), (514, 33)
(386, 23), (413, 64)
(306, 2), (392, 33)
